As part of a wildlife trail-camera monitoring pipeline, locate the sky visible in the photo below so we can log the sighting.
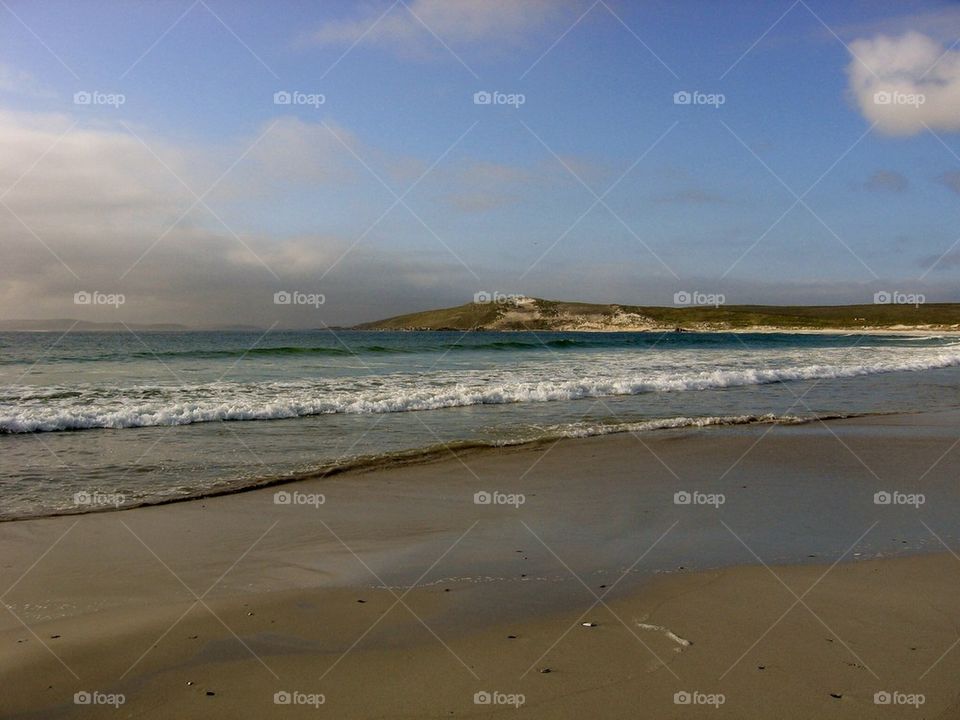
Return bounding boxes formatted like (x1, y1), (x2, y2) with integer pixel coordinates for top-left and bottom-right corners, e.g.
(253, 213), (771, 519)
(2, 0), (960, 327)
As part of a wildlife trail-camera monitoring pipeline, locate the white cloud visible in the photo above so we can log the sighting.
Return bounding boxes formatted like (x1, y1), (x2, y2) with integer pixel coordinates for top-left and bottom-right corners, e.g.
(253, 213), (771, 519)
(0, 63), (51, 98)
(847, 31), (960, 135)
(309, 0), (569, 51)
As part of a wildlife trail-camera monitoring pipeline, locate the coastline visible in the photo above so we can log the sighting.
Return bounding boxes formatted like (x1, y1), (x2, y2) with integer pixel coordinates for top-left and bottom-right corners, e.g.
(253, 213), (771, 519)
(2, 411), (870, 523)
(3, 412), (960, 717)
(358, 325), (960, 334)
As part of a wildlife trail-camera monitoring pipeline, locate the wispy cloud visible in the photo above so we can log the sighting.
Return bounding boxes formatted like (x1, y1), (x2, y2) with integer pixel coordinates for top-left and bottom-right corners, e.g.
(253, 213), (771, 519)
(442, 160), (531, 213)
(0, 62), (53, 98)
(920, 249), (960, 271)
(654, 189), (729, 204)
(937, 171), (960, 195)
(864, 169), (907, 192)
(307, 0), (573, 54)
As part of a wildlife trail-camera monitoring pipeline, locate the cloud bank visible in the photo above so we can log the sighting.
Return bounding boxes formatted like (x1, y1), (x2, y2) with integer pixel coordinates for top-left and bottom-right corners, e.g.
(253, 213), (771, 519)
(0, 110), (482, 327)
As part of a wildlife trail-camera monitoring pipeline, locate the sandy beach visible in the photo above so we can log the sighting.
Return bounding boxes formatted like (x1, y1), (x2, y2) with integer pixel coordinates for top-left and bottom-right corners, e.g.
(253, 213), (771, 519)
(1, 412), (958, 718)
(7, 0), (960, 716)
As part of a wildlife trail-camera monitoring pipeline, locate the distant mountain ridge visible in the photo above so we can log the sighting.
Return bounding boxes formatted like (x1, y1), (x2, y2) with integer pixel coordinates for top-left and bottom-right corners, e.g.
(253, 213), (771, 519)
(0, 319), (188, 332)
(0, 320), (261, 332)
(355, 297), (960, 332)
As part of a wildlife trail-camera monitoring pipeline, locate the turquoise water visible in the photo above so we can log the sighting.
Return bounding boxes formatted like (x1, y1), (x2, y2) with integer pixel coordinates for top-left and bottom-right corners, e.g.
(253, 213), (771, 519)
(2, 330), (959, 518)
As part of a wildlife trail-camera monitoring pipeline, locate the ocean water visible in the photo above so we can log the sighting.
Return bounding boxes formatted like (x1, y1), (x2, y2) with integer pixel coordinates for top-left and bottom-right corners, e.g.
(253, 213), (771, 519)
(2, 329), (959, 519)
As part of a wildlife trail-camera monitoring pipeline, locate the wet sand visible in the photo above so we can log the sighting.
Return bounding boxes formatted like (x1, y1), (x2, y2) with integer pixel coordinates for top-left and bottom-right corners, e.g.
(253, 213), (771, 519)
(2, 412), (959, 718)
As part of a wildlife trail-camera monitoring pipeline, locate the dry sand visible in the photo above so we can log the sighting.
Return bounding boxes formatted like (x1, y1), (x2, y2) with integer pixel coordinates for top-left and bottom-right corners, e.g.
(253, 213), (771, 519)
(2, 412), (959, 718)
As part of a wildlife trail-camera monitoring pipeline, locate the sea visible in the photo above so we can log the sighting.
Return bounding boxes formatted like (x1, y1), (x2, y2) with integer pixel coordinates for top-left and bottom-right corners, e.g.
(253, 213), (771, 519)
(2, 329), (959, 519)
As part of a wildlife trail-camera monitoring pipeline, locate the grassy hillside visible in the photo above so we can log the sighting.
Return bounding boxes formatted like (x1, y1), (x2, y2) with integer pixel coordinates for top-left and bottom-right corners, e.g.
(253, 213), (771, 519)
(354, 302), (503, 330)
(356, 298), (960, 331)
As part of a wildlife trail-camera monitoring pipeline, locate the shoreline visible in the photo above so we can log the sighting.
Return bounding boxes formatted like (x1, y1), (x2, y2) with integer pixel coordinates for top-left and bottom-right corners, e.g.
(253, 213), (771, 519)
(2, 410), (877, 523)
(4, 326), (960, 334)
(360, 325), (960, 335)
(3, 411), (960, 717)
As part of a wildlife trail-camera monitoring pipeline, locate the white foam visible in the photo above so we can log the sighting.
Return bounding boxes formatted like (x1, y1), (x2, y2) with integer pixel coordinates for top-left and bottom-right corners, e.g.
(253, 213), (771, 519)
(3, 348), (959, 432)
(538, 413), (807, 440)
(636, 621), (692, 651)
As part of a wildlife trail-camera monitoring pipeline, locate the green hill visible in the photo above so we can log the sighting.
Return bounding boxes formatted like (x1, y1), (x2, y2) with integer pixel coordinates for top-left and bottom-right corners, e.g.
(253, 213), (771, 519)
(356, 297), (960, 332)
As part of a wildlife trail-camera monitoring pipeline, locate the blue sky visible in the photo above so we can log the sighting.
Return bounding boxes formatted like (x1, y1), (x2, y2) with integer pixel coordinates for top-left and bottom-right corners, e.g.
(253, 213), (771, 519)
(2, 0), (960, 326)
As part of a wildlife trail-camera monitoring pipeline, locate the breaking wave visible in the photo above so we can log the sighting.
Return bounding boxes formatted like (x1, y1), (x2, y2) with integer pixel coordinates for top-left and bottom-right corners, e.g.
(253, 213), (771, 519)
(3, 349), (959, 433)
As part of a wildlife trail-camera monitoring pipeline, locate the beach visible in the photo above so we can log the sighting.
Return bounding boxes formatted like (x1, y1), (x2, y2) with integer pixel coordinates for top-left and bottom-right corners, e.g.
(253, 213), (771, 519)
(3, 412), (959, 718)
(6, 0), (960, 716)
